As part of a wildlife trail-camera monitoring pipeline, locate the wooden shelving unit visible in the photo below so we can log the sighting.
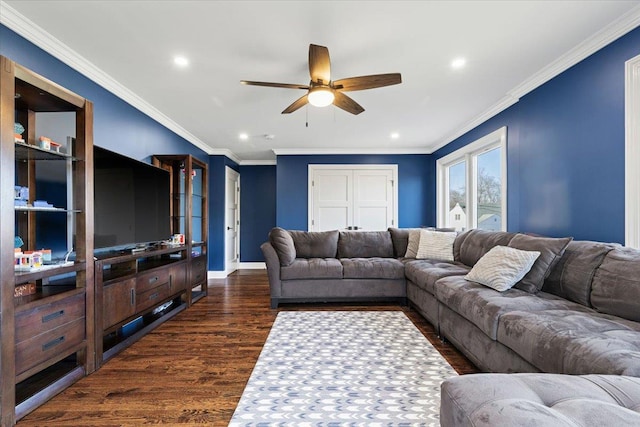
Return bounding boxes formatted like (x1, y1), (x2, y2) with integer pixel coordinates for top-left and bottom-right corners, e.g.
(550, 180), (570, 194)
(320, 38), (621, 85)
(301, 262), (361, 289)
(95, 246), (189, 366)
(0, 56), (94, 425)
(152, 155), (209, 305)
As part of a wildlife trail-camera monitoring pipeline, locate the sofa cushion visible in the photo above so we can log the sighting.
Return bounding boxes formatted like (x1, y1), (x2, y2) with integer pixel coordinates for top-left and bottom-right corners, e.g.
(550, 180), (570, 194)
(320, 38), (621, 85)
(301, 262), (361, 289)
(440, 373), (640, 427)
(542, 240), (616, 307)
(591, 246), (640, 322)
(434, 276), (588, 340)
(416, 229), (456, 261)
(405, 229), (421, 258)
(289, 230), (339, 258)
(456, 229), (516, 267)
(404, 259), (470, 294)
(465, 246), (540, 292)
(508, 234), (572, 294)
(388, 227), (415, 257)
(268, 227), (296, 266)
(498, 309), (640, 375)
(337, 231), (393, 258)
(280, 258), (343, 280)
(341, 258), (405, 279)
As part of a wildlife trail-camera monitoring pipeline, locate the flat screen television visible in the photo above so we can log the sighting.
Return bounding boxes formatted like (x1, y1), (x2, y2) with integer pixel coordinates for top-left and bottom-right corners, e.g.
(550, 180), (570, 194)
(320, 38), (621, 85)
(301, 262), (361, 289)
(94, 146), (171, 251)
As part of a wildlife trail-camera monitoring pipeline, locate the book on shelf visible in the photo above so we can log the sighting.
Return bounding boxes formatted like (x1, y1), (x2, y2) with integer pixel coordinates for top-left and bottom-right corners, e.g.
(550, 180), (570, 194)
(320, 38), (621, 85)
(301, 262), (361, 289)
(14, 283), (36, 298)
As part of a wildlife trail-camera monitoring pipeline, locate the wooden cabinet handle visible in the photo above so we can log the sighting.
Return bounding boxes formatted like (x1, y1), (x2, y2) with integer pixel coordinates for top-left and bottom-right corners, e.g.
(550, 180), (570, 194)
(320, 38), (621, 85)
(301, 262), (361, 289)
(149, 292), (159, 301)
(148, 276), (158, 284)
(42, 336), (65, 351)
(130, 288), (135, 306)
(42, 310), (64, 323)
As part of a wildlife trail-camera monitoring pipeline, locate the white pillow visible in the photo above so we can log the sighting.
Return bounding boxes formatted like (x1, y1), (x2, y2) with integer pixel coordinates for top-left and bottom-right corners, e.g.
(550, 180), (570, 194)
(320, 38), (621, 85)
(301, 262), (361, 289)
(465, 245), (541, 292)
(404, 229), (421, 258)
(416, 229), (456, 261)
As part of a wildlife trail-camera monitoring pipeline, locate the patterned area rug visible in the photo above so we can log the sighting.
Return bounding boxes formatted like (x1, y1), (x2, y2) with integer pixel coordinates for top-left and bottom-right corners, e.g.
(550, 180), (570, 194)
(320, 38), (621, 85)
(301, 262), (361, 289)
(230, 311), (458, 426)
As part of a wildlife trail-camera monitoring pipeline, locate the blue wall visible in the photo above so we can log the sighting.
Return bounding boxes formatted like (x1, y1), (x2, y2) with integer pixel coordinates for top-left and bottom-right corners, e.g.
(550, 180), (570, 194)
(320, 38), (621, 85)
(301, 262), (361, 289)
(432, 26), (640, 244)
(240, 165), (277, 262)
(276, 154), (433, 230)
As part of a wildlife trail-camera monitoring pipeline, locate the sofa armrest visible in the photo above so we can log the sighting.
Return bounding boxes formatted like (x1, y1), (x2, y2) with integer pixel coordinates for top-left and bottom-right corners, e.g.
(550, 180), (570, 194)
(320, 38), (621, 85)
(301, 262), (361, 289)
(261, 242), (282, 307)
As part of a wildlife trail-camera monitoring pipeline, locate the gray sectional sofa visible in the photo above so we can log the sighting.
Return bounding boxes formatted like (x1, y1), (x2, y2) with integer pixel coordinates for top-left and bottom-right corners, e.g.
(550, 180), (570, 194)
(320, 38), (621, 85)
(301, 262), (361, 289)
(262, 228), (407, 309)
(262, 226), (640, 425)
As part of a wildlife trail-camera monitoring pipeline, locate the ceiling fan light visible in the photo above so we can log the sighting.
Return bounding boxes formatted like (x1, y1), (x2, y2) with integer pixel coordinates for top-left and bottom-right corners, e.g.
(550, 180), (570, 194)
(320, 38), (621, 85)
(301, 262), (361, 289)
(308, 87), (335, 107)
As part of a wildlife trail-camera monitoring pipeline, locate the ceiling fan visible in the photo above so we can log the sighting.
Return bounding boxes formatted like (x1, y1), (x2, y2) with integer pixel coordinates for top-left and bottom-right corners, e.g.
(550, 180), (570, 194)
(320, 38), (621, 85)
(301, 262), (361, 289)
(241, 44), (402, 115)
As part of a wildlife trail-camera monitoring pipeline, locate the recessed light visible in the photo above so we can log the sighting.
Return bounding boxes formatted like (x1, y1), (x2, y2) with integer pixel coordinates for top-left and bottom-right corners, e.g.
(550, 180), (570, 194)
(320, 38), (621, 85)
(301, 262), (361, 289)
(451, 57), (466, 70)
(174, 56), (189, 67)
(239, 133), (249, 141)
(390, 132), (400, 139)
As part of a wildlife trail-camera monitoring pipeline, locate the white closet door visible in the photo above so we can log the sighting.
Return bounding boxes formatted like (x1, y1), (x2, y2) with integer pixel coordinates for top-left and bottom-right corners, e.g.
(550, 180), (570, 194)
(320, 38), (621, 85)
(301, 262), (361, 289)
(309, 165), (397, 232)
(312, 169), (353, 231)
(353, 169), (394, 231)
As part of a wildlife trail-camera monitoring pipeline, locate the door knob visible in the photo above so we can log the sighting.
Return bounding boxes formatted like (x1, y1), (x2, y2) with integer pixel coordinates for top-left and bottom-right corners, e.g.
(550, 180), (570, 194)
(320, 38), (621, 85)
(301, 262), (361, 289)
(227, 226), (232, 230)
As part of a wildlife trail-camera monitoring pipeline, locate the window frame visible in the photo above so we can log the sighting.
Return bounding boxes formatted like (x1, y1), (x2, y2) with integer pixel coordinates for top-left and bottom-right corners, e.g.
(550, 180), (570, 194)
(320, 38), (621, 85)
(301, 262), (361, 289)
(626, 54), (640, 248)
(436, 126), (507, 231)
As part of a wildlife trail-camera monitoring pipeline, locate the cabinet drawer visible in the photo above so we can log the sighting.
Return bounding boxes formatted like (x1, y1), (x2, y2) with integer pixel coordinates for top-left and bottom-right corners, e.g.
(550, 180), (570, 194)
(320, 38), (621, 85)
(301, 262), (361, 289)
(136, 282), (171, 313)
(15, 317), (85, 375)
(136, 268), (170, 294)
(191, 258), (207, 285)
(15, 292), (85, 344)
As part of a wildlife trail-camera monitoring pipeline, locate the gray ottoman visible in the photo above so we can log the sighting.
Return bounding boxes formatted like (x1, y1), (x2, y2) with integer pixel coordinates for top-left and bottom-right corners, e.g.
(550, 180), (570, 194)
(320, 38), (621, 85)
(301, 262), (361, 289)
(440, 373), (640, 426)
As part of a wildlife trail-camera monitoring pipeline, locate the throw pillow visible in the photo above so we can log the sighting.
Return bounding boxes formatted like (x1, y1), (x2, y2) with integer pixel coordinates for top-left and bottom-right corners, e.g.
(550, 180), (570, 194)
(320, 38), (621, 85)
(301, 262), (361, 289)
(465, 245), (541, 292)
(268, 227), (296, 266)
(404, 229), (421, 258)
(508, 234), (573, 293)
(416, 229), (457, 261)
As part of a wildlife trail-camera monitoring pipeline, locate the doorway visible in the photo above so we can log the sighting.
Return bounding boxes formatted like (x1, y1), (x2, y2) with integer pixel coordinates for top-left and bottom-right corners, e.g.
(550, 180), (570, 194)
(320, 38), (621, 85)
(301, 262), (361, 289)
(225, 166), (240, 274)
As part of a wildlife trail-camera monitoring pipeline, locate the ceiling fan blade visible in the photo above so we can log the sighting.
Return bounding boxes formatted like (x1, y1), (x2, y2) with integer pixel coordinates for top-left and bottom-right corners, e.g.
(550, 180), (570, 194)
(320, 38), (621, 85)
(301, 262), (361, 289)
(282, 94), (309, 114)
(333, 92), (364, 115)
(332, 73), (402, 91)
(240, 80), (309, 90)
(309, 44), (331, 84)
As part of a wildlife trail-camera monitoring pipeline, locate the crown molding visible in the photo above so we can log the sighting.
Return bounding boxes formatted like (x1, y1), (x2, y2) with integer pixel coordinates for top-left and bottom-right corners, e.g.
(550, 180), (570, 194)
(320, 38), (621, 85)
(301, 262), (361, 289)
(429, 4), (640, 155)
(239, 160), (277, 166)
(428, 95), (519, 153)
(0, 1), (219, 157)
(272, 147), (433, 156)
(2, 1), (639, 163)
(208, 148), (241, 164)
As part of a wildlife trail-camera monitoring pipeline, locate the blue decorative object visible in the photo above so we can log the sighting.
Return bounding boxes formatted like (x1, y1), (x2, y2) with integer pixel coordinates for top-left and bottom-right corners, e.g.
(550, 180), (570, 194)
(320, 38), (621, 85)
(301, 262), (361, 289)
(14, 122), (25, 135)
(14, 236), (23, 249)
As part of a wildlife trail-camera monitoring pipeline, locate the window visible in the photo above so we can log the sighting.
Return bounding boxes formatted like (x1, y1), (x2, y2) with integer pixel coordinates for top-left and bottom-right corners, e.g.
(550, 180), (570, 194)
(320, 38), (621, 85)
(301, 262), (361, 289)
(437, 127), (507, 232)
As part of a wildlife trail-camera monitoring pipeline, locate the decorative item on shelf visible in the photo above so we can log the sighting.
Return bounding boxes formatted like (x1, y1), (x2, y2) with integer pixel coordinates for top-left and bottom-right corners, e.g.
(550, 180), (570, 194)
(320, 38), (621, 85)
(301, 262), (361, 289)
(50, 141), (61, 153)
(40, 249), (52, 263)
(14, 236), (24, 249)
(171, 234), (185, 245)
(33, 200), (54, 208)
(14, 283), (36, 298)
(15, 251), (43, 271)
(14, 185), (29, 201)
(37, 136), (51, 150)
(14, 122), (25, 143)
(14, 186), (29, 206)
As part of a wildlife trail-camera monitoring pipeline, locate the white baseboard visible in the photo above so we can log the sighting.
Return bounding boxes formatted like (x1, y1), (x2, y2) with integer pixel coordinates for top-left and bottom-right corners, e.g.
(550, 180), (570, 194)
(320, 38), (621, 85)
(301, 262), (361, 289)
(239, 262), (266, 269)
(207, 271), (228, 279)
(207, 263), (266, 279)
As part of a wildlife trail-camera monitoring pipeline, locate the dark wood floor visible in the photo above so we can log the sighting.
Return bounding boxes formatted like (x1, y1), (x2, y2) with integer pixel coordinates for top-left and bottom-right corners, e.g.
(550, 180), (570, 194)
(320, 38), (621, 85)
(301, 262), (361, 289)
(18, 270), (478, 426)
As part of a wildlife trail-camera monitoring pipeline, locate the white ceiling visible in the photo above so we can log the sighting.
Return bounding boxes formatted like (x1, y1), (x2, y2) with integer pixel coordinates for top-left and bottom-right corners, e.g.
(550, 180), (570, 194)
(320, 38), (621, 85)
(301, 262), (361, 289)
(3, 1), (640, 162)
